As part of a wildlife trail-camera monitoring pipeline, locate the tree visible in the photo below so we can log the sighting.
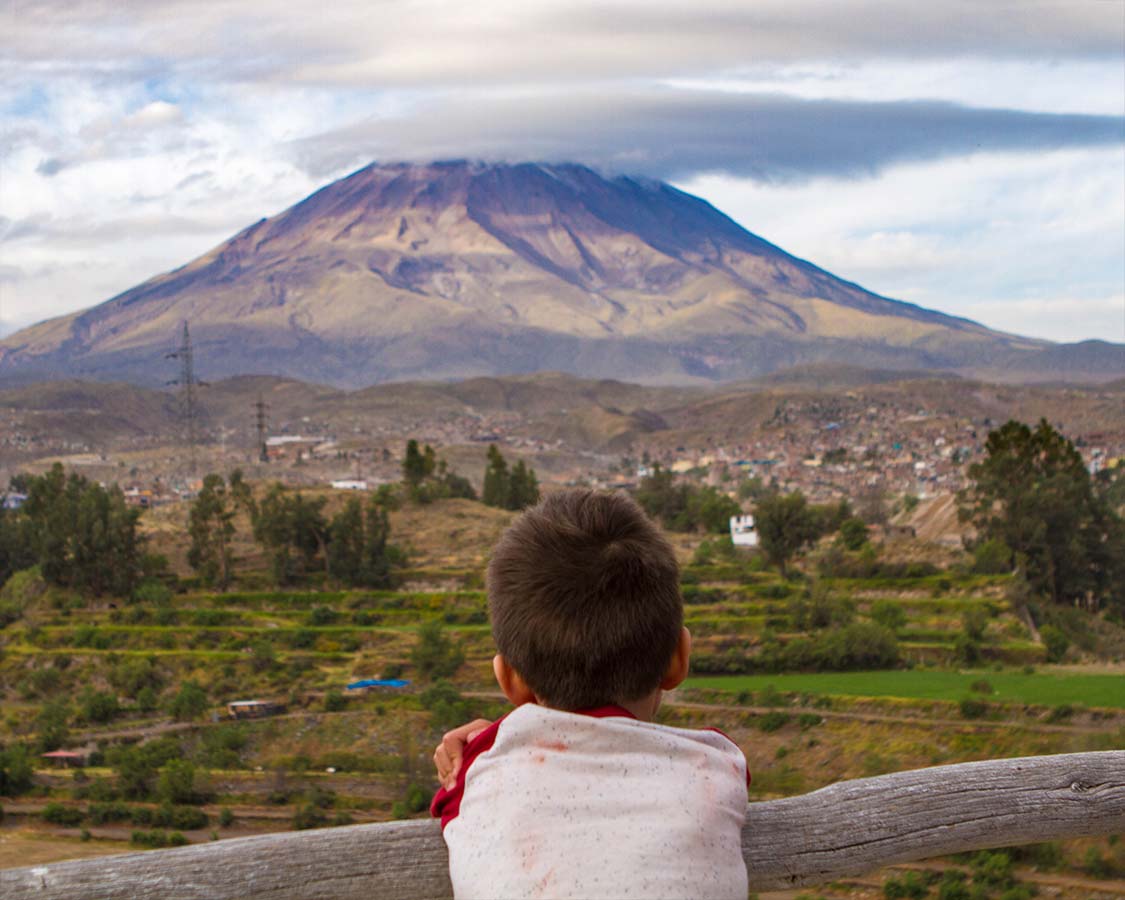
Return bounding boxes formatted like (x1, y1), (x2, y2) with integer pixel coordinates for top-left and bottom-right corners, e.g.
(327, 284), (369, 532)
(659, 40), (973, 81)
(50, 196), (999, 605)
(687, 486), (741, 534)
(755, 491), (823, 577)
(481, 444), (510, 509)
(0, 745), (34, 796)
(328, 496), (394, 587)
(35, 699), (71, 753)
(837, 518), (869, 552)
(507, 460), (540, 511)
(960, 419), (1124, 608)
(411, 621), (464, 681)
(157, 759), (197, 805)
(634, 464), (690, 528)
(402, 440), (433, 488)
(187, 474), (236, 589)
(252, 485), (329, 584)
(77, 688), (121, 725)
(167, 681), (209, 721)
(14, 464), (142, 597)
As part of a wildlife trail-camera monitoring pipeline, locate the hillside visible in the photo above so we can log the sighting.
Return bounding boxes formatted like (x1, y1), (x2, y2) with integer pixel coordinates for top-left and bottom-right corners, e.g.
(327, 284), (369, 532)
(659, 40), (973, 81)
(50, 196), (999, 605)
(5, 161), (1117, 388)
(3, 370), (1123, 481)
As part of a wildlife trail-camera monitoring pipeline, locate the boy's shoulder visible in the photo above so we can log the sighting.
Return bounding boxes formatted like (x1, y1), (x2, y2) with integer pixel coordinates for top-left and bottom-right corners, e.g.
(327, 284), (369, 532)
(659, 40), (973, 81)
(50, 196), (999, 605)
(436, 704), (750, 899)
(432, 703), (748, 828)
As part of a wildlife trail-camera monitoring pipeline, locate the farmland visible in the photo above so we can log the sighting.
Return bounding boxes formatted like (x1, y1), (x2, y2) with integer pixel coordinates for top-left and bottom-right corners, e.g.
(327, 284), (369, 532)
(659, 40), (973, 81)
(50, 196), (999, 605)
(1, 497), (1123, 897)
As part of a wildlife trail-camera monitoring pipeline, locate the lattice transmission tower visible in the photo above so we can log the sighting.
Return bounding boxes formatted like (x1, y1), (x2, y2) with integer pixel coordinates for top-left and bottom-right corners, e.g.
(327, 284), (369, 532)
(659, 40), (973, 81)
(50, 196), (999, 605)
(254, 394), (269, 463)
(166, 321), (203, 475)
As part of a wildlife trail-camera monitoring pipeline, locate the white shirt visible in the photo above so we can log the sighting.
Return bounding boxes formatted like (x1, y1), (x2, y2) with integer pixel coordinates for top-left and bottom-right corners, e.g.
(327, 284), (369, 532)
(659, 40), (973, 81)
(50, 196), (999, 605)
(434, 703), (749, 900)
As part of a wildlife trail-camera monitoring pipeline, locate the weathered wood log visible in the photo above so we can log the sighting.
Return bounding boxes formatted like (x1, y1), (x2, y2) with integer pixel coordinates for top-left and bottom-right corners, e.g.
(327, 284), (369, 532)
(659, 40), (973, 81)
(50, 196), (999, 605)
(3, 751), (1122, 899)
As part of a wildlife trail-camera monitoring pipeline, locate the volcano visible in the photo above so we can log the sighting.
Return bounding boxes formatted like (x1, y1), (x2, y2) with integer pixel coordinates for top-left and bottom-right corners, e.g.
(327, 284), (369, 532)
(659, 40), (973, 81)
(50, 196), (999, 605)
(0, 160), (1089, 387)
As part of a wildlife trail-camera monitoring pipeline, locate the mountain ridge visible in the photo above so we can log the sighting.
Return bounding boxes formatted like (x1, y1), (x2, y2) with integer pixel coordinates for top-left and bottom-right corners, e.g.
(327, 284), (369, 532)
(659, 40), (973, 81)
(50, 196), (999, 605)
(1, 160), (1116, 387)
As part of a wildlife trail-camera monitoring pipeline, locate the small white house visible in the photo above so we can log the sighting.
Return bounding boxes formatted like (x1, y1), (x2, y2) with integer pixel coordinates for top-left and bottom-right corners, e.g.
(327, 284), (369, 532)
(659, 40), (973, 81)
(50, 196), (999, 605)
(729, 514), (759, 548)
(330, 479), (368, 491)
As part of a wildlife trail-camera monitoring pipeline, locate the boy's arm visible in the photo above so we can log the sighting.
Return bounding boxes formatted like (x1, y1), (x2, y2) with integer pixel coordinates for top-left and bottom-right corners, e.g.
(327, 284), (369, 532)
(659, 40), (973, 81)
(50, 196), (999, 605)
(433, 718), (493, 790)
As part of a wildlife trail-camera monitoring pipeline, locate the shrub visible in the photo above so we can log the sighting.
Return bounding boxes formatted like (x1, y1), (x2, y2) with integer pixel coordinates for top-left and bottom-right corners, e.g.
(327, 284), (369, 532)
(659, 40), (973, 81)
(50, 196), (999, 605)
(167, 681), (208, 721)
(293, 802), (328, 830)
(324, 690), (347, 713)
(757, 711), (790, 733)
(959, 697), (989, 719)
(969, 679), (993, 695)
(420, 680), (472, 733)
(411, 621), (464, 681)
(1046, 704), (1074, 723)
(882, 871), (928, 899)
(42, 802), (85, 826)
(1083, 847), (1115, 878)
(0, 745), (34, 796)
(1040, 625), (1069, 663)
(971, 538), (1012, 575)
(971, 850), (1014, 888)
(870, 599), (907, 632)
(78, 688), (121, 725)
(936, 870), (969, 900)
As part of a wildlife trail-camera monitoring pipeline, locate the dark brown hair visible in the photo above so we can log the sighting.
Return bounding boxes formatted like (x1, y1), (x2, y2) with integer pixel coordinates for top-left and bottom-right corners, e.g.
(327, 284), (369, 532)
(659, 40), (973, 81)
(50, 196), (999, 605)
(487, 488), (682, 711)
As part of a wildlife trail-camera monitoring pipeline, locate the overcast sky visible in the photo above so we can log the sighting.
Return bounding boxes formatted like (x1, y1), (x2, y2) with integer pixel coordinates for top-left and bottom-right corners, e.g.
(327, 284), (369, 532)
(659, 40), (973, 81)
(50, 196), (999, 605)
(1, 0), (1123, 343)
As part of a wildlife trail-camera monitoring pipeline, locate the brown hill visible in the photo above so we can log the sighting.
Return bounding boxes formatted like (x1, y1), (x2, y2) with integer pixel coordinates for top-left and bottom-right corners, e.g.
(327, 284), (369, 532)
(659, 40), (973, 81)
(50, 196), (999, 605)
(4, 371), (1122, 472)
(0, 161), (1117, 385)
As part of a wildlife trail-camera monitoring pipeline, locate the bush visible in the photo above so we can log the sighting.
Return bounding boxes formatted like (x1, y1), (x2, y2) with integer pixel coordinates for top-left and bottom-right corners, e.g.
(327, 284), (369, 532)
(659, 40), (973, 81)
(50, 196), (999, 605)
(411, 621), (464, 681)
(936, 870), (969, 900)
(130, 829), (186, 848)
(757, 711), (790, 733)
(1083, 846), (1115, 878)
(1040, 625), (1069, 663)
(78, 688), (121, 725)
(43, 802), (86, 826)
(0, 745), (34, 796)
(324, 690), (347, 712)
(420, 680), (472, 733)
(971, 850), (1015, 888)
(219, 807), (234, 827)
(837, 518), (869, 551)
(959, 697), (989, 719)
(969, 679), (993, 695)
(882, 871), (928, 899)
(972, 538), (1012, 574)
(167, 681), (208, 721)
(293, 802), (328, 830)
(870, 599), (906, 632)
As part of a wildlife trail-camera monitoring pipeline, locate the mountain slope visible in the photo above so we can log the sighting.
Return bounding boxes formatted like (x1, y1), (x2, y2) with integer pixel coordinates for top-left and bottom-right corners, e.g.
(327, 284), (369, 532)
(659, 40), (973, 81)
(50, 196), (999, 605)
(2, 160), (1104, 387)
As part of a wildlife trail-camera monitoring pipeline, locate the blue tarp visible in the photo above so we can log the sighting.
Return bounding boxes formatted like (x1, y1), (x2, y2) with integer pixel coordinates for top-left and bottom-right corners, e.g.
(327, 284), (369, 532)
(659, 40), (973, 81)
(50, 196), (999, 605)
(346, 678), (410, 690)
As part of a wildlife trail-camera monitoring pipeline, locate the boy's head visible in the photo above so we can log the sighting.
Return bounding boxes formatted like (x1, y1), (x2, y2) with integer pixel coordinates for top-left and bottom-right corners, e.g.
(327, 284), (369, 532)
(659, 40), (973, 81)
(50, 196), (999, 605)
(486, 489), (684, 711)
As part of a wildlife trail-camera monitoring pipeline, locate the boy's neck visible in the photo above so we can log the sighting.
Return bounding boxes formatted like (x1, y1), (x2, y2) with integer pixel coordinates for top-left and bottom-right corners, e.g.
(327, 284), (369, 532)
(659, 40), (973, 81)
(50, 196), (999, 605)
(541, 689), (663, 722)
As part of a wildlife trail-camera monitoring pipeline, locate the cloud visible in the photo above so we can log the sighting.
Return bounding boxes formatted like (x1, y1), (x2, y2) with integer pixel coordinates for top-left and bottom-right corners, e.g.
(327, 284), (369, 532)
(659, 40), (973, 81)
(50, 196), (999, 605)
(290, 88), (1125, 182)
(2, 1), (1121, 93)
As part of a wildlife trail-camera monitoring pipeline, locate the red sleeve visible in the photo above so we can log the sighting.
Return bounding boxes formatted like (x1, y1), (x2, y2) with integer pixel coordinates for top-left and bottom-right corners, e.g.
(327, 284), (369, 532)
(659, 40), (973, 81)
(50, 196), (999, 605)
(430, 717), (503, 829)
(706, 726), (751, 788)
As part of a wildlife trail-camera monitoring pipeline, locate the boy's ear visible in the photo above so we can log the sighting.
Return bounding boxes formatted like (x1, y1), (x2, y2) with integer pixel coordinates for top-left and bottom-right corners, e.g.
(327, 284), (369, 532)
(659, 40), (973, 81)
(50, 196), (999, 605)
(493, 654), (537, 706)
(659, 627), (692, 691)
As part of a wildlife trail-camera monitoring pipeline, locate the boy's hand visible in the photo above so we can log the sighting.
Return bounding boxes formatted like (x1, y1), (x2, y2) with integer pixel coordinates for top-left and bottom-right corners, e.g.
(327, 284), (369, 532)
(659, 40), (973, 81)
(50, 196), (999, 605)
(434, 718), (492, 790)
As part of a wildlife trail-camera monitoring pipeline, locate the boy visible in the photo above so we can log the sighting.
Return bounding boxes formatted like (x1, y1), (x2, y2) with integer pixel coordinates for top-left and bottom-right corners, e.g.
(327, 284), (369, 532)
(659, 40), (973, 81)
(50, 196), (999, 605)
(430, 489), (750, 899)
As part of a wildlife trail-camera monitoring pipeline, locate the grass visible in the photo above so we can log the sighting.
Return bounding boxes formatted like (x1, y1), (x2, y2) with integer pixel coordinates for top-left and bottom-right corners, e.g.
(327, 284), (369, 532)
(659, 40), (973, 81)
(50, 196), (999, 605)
(685, 669), (1125, 709)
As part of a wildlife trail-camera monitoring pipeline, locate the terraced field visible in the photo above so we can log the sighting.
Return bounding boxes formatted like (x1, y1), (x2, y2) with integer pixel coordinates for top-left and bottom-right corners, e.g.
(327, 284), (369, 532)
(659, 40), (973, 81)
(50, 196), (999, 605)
(2, 558), (1122, 895)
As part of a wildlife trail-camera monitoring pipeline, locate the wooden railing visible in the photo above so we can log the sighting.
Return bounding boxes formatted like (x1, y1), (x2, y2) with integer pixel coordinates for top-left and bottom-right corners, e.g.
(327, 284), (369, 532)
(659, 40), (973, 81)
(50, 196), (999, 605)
(3, 751), (1122, 899)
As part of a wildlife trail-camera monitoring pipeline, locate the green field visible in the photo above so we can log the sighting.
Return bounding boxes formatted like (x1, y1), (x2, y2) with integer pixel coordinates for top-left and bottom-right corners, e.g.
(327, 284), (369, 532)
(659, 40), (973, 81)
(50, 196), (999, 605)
(686, 669), (1125, 709)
